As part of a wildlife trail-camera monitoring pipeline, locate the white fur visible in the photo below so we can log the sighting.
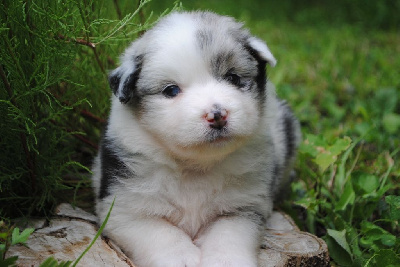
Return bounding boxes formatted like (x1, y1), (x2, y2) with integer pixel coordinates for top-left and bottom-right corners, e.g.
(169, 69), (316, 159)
(248, 37), (277, 67)
(92, 11), (300, 267)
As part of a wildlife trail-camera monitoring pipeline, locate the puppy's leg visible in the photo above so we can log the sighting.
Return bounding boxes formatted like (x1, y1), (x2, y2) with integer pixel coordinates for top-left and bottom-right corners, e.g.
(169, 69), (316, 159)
(105, 217), (201, 267)
(196, 216), (262, 267)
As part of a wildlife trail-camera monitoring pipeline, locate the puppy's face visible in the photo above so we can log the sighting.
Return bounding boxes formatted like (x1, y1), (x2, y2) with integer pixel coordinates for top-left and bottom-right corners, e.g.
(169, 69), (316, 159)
(109, 12), (276, 162)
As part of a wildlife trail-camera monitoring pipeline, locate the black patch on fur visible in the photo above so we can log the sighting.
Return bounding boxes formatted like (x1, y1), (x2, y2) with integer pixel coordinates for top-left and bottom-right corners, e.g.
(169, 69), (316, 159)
(99, 137), (127, 199)
(119, 70), (140, 104)
(109, 55), (144, 104)
(211, 52), (238, 82)
(243, 44), (267, 94)
(109, 74), (121, 96)
(270, 161), (281, 192)
(212, 52), (256, 91)
(281, 102), (297, 160)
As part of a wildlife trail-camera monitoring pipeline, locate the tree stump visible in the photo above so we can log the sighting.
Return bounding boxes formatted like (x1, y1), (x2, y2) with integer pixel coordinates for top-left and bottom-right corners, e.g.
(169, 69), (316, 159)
(7, 204), (134, 267)
(7, 204), (329, 266)
(259, 212), (329, 266)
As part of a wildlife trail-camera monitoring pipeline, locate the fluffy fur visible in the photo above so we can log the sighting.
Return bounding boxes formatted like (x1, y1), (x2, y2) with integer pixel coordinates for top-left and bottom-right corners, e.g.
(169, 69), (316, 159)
(92, 11), (301, 267)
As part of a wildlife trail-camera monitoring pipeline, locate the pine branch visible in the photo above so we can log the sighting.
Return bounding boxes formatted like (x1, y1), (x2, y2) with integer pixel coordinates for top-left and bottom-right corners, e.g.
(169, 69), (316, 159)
(56, 34), (95, 48)
(3, 36), (28, 89)
(0, 65), (13, 100)
(76, 0), (91, 43)
(51, 92), (106, 124)
(107, 56), (116, 67)
(92, 47), (106, 74)
(0, 65), (37, 193)
(50, 120), (99, 150)
(80, 109), (106, 124)
(55, 34), (106, 75)
(113, 0), (122, 20)
(137, 0), (146, 36)
(19, 134), (37, 193)
(71, 132), (99, 150)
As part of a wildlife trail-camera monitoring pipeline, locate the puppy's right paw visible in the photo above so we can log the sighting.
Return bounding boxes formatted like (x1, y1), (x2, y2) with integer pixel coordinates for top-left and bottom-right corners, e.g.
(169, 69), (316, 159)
(200, 256), (257, 267)
(148, 243), (201, 267)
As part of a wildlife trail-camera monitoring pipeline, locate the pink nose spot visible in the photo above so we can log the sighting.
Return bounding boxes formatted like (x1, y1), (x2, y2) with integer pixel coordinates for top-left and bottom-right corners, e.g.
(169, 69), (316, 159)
(205, 109), (228, 129)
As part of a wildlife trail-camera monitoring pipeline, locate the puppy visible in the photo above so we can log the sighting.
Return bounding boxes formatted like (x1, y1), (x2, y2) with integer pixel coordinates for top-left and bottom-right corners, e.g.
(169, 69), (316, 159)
(92, 11), (301, 267)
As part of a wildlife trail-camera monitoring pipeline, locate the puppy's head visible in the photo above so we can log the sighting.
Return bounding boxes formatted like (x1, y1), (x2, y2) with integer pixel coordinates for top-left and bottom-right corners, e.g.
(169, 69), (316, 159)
(109, 12), (276, 162)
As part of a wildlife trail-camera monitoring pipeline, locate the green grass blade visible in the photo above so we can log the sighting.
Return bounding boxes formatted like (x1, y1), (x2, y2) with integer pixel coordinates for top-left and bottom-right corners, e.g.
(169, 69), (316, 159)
(71, 198), (115, 267)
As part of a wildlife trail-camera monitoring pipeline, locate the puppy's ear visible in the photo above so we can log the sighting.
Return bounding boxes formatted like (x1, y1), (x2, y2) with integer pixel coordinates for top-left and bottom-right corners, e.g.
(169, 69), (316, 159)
(108, 56), (143, 104)
(247, 37), (277, 67)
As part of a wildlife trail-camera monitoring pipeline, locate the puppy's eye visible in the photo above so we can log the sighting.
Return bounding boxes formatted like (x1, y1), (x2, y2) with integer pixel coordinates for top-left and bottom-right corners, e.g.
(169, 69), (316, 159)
(162, 85), (181, 98)
(225, 73), (241, 87)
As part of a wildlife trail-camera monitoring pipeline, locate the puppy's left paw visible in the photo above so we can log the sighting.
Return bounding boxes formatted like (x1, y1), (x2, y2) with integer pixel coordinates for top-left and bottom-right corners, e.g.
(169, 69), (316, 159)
(196, 217), (260, 267)
(200, 255), (257, 267)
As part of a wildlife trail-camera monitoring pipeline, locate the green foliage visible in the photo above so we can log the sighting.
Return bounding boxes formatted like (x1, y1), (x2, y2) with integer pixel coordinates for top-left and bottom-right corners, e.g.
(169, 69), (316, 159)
(293, 136), (400, 266)
(150, 0), (400, 30)
(10, 227), (34, 246)
(39, 258), (72, 267)
(0, 0), (160, 218)
(0, 220), (34, 266)
(293, 134), (400, 266)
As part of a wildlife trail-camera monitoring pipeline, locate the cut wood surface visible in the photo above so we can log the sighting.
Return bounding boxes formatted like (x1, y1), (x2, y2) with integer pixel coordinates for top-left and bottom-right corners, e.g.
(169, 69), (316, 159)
(7, 203), (329, 266)
(259, 212), (330, 266)
(8, 204), (134, 267)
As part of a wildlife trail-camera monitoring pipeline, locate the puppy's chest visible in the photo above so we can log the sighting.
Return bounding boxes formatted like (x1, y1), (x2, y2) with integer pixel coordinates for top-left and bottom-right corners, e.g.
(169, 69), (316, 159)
(160, 170), (265, 237)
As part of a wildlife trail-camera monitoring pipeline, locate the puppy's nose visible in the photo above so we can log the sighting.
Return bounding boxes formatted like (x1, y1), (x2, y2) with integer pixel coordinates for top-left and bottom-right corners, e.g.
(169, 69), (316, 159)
(205, 108), (228, 130)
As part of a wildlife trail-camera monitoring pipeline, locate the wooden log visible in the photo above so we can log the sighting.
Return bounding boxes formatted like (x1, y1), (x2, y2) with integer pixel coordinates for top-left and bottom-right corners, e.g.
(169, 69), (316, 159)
(7, 204), (135, 267)
(259, 212), (330, 266)
(7, 204), (329, 266)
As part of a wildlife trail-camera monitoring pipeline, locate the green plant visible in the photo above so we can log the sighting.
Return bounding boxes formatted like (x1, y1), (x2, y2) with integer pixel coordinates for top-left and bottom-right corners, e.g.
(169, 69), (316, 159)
(0, 221), (34, 266)
(291, 134), (400, 266)
(0, 0), (163, 218)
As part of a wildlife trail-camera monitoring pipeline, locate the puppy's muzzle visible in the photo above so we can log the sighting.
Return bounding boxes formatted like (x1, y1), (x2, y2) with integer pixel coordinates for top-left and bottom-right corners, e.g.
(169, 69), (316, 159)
(205, 106), (228, 130)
